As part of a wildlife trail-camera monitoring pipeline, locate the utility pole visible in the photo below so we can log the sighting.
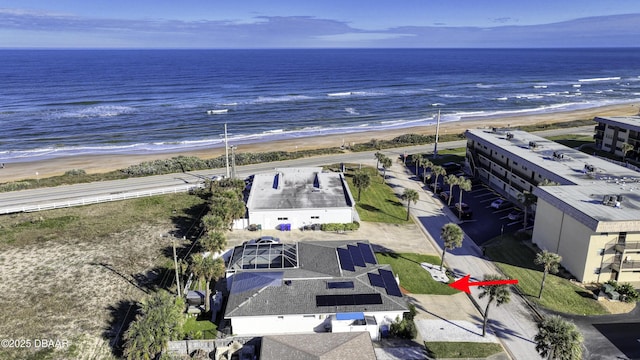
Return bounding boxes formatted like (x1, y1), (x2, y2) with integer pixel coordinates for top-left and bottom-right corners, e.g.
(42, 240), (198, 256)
(230, 145), (237, 179)
(224, 123), (230, 178)
(433, 109), (441, 159)
(172, 237), (181, 297)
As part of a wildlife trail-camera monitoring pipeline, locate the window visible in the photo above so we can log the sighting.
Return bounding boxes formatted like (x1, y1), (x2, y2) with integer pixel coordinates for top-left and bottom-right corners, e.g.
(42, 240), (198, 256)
(311, 216), (319, 219)
(278, 316), (284, 319)
(594, 268), (601, 274)
(513, 161), (518, 166)
(303, 315), (315, 318)
(598, 248), (605, 256)
(277, 217), (288, 221)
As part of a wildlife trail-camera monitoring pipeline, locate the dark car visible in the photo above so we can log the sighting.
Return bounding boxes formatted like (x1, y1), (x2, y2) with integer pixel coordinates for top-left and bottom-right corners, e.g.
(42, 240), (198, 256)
(453, 202), (473, 220)
(507, 210), (524, 221)
(429, 183), (443, 194)
(440, 191), (453, 203)
(442, 162), (462, 174)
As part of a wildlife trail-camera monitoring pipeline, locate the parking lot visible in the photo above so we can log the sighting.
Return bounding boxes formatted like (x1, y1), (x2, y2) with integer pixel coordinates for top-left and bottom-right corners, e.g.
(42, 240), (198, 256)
(409, 163), (532, 246)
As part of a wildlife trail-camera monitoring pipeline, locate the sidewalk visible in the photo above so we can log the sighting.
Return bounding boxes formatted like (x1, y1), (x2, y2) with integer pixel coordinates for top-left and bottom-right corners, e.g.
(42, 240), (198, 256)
(382, 163), (542, 360)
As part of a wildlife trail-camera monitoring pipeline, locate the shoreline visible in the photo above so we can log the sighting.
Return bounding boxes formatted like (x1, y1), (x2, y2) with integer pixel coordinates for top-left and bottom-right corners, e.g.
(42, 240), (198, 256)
(1, 103), (638, 183)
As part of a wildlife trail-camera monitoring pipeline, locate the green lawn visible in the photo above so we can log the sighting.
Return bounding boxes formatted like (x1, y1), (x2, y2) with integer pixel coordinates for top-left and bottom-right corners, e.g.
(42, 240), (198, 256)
(375, 253), (457, 295)
(338, 165), (409, 224)
(424, 341), (504, 359)
(485, 235), (607, 315)
(183, 315), (217, 339)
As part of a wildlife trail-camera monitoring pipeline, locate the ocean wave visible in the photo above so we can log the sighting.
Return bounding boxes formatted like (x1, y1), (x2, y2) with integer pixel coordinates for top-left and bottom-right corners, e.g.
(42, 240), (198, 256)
(533, 85), (548, 89)
(578, 77), (621, 82)
(51, 105), (135, 119)
(254, 95), (313, 104)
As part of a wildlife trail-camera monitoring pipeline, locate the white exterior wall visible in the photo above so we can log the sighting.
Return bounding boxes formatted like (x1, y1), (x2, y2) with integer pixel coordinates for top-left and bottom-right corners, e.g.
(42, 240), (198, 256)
(231, 314), (329, 336)
(230, 311), (404, 338)
(248, 207), (354, 230)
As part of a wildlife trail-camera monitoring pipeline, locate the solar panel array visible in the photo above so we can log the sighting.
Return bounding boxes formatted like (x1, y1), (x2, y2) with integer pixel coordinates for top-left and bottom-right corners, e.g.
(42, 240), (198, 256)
(367, 270), (402, 297)
(316, 294), (383, 307)
(337, 248), (355, 272)
(379, 269), (403, 297)
(338, 242), (377, 271)
(327, 281), (355, 289)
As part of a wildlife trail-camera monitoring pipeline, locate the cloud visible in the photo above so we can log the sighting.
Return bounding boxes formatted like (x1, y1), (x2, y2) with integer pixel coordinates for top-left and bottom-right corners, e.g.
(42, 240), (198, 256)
(1, 8), (639, 48)
(490, 17), (516, 24)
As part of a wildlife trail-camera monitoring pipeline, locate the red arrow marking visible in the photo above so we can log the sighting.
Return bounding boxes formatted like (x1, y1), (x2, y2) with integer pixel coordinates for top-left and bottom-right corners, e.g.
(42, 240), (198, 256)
(449, 274), (518, 294)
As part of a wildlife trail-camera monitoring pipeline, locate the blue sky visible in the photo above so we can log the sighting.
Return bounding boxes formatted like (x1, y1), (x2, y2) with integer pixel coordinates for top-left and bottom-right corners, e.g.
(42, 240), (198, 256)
(2, 1), (640, 48)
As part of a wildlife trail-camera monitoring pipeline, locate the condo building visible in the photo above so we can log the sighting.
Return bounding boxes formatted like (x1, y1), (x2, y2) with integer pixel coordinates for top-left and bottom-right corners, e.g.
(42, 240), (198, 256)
(465, 128), (640, 284)
(593, 115), (640, 159)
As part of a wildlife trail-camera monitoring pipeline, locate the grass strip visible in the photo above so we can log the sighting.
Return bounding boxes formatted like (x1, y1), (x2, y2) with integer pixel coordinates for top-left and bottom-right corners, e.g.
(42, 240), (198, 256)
(485, 234), (607, 315)
(375, 252), (457, 295)
(424, 341), (504, 359)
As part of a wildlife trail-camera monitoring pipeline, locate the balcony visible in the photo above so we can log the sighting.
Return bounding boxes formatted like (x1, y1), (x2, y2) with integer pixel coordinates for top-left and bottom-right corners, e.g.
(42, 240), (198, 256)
(613, 260), (640, 272)
(614, 241), (640, 253)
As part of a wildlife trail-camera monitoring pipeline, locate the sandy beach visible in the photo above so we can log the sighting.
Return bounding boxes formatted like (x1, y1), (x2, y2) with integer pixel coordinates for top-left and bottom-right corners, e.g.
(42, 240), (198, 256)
(2, 103), (638, 183)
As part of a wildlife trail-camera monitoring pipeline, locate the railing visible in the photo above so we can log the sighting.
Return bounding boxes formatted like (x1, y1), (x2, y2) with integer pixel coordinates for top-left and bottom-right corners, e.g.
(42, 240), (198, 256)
(0, 184), (201, 215)
(622, 260), (640, 270)
(615, 241), (640, 253)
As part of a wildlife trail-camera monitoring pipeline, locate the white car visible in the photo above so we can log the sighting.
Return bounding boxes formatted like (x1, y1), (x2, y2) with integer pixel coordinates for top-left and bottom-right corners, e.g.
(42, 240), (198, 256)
(490, 199), (511, 209)
(247, 236), (281, 245)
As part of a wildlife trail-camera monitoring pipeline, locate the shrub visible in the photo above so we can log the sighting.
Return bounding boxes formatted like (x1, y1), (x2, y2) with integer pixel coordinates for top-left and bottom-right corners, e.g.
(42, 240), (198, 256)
(604, 280), (639, 303)
(64, 169), (87, 176)
(320, 222), (360, 231)
(390, 315), (417, 339)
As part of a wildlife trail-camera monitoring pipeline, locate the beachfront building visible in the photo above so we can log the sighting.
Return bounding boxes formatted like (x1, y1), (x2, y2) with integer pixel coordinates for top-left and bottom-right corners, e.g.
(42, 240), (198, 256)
(593, 115), (640, 159)
(465, 128), (640, 283)
(246, 167), (358, 230)
(224, 240), (407, 339)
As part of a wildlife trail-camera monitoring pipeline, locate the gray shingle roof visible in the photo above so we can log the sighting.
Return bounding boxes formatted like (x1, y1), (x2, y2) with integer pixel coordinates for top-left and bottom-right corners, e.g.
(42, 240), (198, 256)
(260, 332), (376, 360)
(224, 240), (407, 318)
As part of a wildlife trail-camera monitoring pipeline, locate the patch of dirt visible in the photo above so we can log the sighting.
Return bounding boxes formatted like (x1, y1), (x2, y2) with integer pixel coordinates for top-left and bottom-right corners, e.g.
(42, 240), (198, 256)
(0, 224), (178, 360)
(598, 299), (637, 314)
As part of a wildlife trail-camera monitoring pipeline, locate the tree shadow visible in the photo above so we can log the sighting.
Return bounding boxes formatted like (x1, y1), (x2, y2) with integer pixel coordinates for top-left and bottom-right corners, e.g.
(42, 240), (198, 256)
(469, 314), (536, 344)
(103, 299), (140, 358)
(170, 202), (208, 241)
(359, 204), (381, 213)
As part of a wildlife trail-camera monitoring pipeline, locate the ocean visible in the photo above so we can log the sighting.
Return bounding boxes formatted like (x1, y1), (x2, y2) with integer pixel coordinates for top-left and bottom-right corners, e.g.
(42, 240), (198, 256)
(1, 48), (639, 162)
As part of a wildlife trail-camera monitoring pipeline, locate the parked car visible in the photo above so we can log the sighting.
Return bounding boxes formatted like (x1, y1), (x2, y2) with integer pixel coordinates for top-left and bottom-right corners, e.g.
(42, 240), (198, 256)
(429, 183), (443, 194)
(507, 210), (524, 221)
(442, 162), (462, 174)
(440, 191), (453, 203)
(490, 199), (512, 210)
(453, 202), (473, 220)
(247, 236), (281, 245)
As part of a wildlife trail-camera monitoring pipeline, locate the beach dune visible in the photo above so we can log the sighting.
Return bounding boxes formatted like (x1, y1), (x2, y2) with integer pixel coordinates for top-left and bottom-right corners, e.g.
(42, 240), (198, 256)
(1, 103), (638, 183)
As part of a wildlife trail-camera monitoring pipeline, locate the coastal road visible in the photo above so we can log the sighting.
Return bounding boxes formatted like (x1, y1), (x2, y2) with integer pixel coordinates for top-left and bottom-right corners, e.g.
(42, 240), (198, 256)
(0, 126), (594, 214)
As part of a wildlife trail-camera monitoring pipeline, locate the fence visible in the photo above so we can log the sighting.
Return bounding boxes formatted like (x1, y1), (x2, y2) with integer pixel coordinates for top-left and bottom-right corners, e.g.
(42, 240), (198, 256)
(0, 184), (200, 215)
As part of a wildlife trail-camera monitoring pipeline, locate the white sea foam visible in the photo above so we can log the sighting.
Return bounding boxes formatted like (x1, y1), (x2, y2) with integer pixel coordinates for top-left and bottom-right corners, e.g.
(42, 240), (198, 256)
(578, 77), (621, 82)
(495, 97), (508, 101)
(254, 95), (313, 103)
(53, 105), (135, 119)
(344, 107), (359, 115)
(533, 85), (548, 89)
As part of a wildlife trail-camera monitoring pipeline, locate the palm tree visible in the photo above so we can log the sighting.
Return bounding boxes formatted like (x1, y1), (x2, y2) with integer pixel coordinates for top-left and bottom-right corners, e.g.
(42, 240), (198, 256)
(534, 315), (583, 360)
(201, 214), (225, 232)
(430, 165), (446, 192)
(621, 142), (634, 162)
(478, 274), (511, 337)
(444, 174), (459, 206)
(380, 155), (393, 183)
(534, 250), (562, 299)
(402, 188), (419, 220)
(421, 158), (433, 184)
(200, 231), (227, 254)
(191, 254), (225, 313)
(352, 171), (371, 201)
(518, 191), (537, 230)
(374, 151), (384, 170)
(123, 290), (186, 360)
(440, 223), (464, 270)
(456, 177), (472, 217)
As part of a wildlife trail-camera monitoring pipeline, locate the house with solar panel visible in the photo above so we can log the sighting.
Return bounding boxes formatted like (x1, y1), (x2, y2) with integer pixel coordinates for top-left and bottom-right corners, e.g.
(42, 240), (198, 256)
(245, 167), (358, 230)
(223, 240), (407, 339)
